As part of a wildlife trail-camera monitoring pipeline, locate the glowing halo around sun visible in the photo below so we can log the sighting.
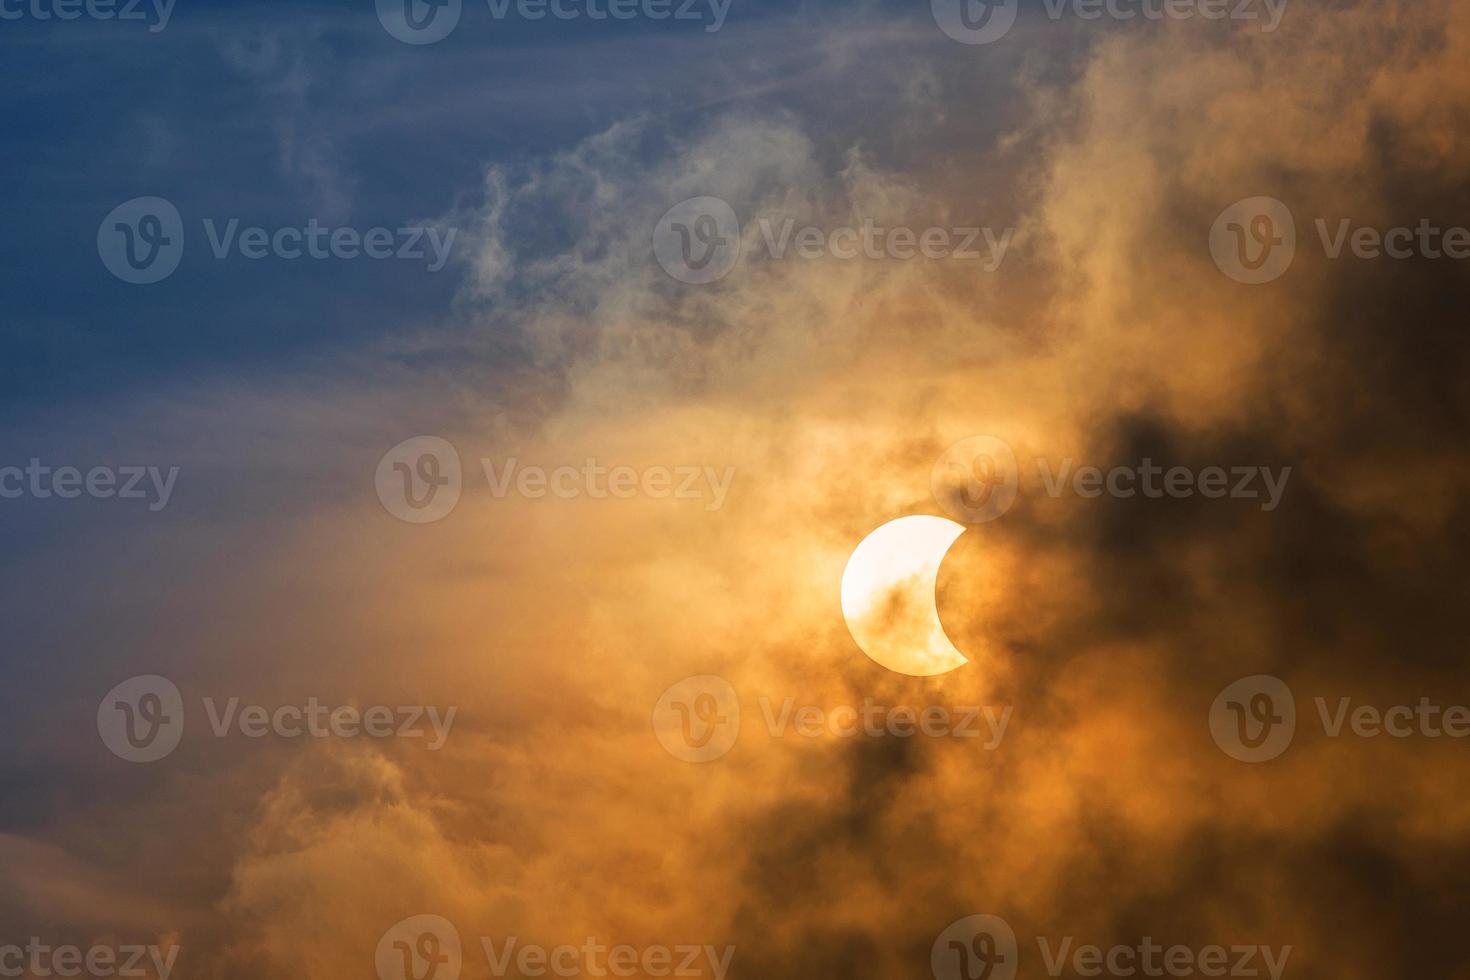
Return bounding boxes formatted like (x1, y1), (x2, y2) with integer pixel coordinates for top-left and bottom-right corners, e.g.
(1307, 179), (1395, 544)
(840, 515), (969, 677)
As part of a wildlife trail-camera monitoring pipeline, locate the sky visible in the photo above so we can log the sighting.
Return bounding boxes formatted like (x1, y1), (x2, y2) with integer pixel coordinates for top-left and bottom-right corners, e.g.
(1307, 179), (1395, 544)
(3, 1), (1470, 979)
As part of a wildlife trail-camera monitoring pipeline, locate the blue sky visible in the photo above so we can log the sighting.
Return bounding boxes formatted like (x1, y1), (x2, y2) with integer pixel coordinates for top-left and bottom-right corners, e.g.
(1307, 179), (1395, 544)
(0, 0), (1049, 575)
(3, 0), (961, 407)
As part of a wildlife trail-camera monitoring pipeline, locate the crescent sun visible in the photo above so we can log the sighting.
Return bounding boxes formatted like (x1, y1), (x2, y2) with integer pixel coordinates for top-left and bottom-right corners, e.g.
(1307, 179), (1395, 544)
(840, 515), (969, 677)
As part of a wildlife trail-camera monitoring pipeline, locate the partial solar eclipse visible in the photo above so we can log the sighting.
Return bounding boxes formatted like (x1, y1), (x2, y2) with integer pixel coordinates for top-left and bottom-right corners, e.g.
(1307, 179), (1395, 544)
(840, 515), (969, 676)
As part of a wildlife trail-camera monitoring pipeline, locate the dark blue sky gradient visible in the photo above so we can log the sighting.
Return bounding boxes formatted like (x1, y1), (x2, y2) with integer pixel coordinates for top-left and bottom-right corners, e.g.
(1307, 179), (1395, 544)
(4, 0), (970, 409)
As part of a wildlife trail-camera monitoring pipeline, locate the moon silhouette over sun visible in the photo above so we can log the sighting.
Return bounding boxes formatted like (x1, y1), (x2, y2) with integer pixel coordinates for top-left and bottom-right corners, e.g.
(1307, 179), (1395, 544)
(840, 515), (969, 677)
